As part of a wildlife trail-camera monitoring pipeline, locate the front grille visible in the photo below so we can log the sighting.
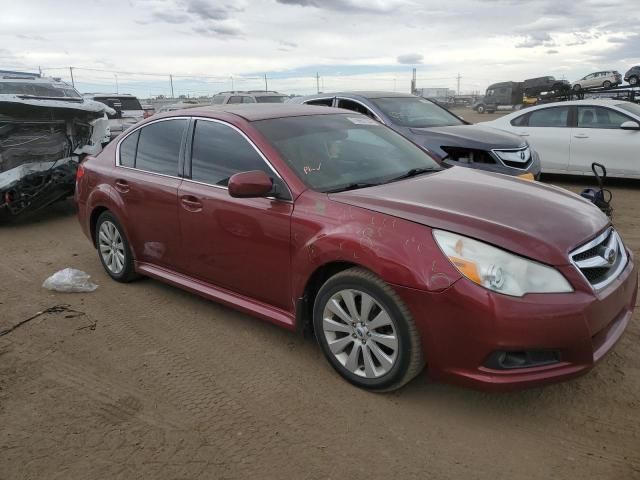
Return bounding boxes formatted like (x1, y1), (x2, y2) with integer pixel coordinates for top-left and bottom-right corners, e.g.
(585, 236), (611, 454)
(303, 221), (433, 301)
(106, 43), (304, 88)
(492, 146), (532, 170)
(570, 228), (627, 290)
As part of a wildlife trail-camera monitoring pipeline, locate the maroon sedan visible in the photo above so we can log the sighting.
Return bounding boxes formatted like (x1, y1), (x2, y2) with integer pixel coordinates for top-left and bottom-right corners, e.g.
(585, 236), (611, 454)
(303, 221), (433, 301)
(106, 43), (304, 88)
(76, 104), (637, 391)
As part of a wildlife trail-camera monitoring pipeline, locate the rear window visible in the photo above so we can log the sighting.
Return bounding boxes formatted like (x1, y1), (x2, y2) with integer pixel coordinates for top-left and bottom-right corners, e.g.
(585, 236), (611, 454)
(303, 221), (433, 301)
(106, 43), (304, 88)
(616, 102), (640, 117)
(134, 119), (187, 175)
(95, 96), (142, 110)
(0, 81), (81, 98)
(255, 96), (287, 103)
(211, 95), (226, 104)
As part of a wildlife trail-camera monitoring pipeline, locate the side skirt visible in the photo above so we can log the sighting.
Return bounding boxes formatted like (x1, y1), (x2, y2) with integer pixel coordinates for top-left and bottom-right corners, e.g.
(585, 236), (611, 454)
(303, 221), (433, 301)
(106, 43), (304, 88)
(136, 262), (296, 330)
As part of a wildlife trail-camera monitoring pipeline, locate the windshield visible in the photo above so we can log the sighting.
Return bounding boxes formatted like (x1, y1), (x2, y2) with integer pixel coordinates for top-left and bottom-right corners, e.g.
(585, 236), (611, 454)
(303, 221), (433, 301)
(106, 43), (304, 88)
(255, 96), (287, 103)
(0, 81), (81, 98)
(616, 102), (640, 118)
(370, 96), (464, 128)
(253, 113), (441, 192)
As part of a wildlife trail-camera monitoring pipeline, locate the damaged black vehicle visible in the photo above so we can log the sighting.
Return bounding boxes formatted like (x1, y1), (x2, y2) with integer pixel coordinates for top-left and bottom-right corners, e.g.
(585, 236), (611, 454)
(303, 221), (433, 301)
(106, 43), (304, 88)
(293, 91), (541, 180)
(0, 75), (112, 219)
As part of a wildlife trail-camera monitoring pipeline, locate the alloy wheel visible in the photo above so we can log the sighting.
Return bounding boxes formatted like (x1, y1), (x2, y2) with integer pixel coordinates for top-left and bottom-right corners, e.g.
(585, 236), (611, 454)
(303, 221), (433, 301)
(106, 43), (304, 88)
(98, 220), (126, 275)
(322, 289), (398, 378)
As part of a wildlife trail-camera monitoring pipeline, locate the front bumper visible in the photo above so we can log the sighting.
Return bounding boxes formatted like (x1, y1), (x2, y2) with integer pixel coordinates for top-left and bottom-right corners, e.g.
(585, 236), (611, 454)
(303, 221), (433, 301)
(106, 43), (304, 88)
(395, 250), (637, 391)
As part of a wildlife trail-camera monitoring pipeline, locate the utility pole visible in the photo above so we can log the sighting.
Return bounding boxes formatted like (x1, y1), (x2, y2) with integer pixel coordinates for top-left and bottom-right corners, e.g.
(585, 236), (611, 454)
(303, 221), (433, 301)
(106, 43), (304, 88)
(316, 72), (320, 94)
(264, 73), (268, 92)
(410, 68), (416, 94)
(230, 75), (234, 90)
(169, 74), (175, 98)
(456, 73), (461, 96)
(115, 74), (119, 94)
(38, 65), (42, 77)
(69, 66), (75, 87)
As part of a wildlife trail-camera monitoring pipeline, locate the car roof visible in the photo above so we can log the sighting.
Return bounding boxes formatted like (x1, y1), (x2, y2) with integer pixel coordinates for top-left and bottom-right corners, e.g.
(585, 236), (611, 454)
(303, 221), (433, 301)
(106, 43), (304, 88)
(163, 104), (349, 121)
(85, 93), (139, 98)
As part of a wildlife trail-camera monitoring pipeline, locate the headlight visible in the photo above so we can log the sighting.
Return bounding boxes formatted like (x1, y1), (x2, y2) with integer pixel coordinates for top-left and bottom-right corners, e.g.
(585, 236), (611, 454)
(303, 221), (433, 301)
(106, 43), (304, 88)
(433, 230), (573, 296)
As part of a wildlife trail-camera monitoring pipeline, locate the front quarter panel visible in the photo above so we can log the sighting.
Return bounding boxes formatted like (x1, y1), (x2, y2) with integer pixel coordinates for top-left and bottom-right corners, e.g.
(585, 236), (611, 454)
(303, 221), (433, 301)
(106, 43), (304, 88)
(291, 191), (462, 300)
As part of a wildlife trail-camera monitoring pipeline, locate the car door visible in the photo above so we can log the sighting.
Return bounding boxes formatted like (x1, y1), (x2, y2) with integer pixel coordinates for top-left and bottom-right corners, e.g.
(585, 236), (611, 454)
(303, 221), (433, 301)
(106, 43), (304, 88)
(177, 118), (293, 310)
(505, 106), (571, 172)
(114, 118), (188, 269)
(569, 106), (639, 177)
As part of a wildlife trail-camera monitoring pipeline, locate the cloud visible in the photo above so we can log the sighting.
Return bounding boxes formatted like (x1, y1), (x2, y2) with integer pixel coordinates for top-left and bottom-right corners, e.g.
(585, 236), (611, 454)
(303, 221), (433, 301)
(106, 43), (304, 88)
(194, 24), (243, 37)
(151, 11), (191, 24)
(595, 34), (640, 62)
(516, 33), (554, 48)
(547, 49), (559, 54)
(186, 0), (231, 20)
(275, 0), (406, 13)
(397, 53), (423, 64)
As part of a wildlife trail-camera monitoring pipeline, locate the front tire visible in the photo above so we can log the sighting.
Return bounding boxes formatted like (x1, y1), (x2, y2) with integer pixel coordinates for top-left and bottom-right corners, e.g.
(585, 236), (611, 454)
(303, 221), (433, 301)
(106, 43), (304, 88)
(95, 211), (138, 283)
(573, 84), (581, 92)
(476, 104), (486, 114)
(313, 268), (424, 391)
(629, 76), (638, 86)
(603, 80), (612, 89)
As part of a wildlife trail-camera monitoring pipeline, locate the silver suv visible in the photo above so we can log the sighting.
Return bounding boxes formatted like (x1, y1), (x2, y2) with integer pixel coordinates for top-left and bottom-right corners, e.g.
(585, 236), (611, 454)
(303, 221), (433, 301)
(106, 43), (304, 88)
(211, 90), (288, 104)
(572, 71), (622, 91)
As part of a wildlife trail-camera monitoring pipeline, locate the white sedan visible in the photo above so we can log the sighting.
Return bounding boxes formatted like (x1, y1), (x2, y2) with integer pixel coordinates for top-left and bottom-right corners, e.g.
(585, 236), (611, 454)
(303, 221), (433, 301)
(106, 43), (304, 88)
(481, 99), (640, 178)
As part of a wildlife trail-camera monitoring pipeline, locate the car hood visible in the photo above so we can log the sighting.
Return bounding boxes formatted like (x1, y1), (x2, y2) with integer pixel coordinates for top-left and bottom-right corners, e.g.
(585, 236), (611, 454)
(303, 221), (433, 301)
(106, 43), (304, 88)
(329, 167), (608, 265)
(406, 124), (525, 153)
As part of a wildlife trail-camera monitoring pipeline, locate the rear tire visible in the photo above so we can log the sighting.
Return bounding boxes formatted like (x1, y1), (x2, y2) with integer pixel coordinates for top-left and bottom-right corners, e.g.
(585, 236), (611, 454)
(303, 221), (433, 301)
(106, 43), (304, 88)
(573, 84), (581, 92)
(313, 268), (424, 392)
(629, 76), (638, 86)
(95, 211), (139, 283)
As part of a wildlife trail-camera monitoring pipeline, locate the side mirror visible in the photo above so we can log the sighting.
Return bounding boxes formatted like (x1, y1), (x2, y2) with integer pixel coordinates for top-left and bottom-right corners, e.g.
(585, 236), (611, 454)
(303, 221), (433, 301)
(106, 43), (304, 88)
(620, 120), (640, 130)
(228, 170), (273, 198)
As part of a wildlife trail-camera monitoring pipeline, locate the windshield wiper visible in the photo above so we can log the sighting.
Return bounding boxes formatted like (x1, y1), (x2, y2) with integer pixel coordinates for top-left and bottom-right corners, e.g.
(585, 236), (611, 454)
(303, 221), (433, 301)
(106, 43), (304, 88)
(324, 182), (379, 193)
(385, 167), (440, 183)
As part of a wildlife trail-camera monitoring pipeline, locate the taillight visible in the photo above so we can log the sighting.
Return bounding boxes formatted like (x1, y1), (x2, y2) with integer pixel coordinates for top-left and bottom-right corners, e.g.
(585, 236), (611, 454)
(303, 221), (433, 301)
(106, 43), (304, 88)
(76, 163), (85, 181)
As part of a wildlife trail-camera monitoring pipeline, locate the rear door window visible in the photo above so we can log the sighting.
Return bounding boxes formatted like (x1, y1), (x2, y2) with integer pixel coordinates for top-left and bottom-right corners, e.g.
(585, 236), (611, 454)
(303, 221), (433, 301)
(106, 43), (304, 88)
(227, 96), (243, 104)
(336, 99), (377, 120)
(526, 107), (569, 127)
(135, 119), (187, 175)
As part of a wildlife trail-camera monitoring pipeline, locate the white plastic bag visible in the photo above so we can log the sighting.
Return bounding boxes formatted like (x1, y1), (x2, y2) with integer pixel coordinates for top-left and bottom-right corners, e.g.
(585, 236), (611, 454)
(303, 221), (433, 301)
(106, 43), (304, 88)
(42, 268), (98, 293)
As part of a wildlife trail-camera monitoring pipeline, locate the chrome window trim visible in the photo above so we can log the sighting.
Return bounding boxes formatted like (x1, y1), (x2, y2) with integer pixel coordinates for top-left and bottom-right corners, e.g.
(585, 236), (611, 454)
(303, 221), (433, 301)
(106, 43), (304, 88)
(569, 227), (628, 291)
(334, 97), (386, 125)
(115, 115), (293, 202)
(115, 116), (191, 168)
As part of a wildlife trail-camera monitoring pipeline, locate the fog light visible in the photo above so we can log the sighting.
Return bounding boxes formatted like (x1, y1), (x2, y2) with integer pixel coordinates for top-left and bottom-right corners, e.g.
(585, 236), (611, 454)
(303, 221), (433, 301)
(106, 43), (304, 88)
(484, 350), (560, 370)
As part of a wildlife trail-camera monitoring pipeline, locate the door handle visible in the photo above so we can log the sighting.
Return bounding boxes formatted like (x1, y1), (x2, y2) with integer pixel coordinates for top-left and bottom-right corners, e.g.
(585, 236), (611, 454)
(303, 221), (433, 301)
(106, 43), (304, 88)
(573, 134), (589, 139)
(518, 132), (530, 136)
(114, 179), (130, 193)
(180, 195), (203, 212)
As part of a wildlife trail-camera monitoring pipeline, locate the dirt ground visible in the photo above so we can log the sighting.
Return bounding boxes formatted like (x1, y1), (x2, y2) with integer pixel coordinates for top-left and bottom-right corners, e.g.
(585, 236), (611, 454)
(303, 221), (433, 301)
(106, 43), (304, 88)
(1, 120), (640, 479)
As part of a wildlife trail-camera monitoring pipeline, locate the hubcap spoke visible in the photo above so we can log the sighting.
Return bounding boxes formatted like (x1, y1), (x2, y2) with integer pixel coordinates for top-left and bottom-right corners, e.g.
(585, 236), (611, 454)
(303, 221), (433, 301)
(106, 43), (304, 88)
(328, 335), (354, 354)
(368, 341), (394, 370)
(360, 293), (374, 323)
(340, 290), (359, 322)
(362, 345), (377, 378)
(368, 310), (392, 330)
(326, 298), (353, 325)
(323, 317), (352, 334)
(369, 332), (397, 350)
(344, 343), (362, 372)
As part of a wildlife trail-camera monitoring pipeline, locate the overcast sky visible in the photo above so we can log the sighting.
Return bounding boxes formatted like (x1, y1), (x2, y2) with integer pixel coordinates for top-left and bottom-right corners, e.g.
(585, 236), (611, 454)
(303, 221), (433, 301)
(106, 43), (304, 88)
(1, 0), (638, 97)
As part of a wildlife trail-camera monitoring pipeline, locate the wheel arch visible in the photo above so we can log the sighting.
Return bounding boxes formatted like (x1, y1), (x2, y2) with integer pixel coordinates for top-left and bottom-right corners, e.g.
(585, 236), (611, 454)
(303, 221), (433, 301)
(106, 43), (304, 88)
(296, 261), (367, 337)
